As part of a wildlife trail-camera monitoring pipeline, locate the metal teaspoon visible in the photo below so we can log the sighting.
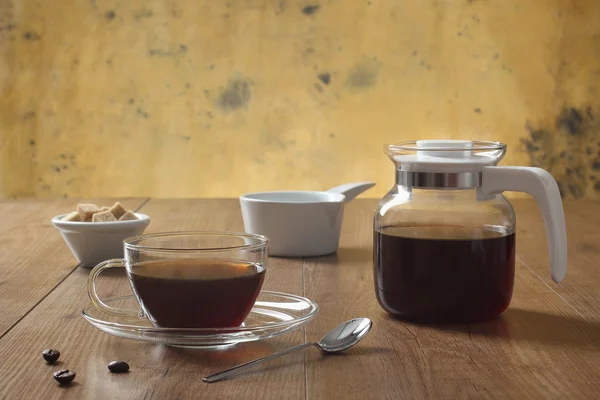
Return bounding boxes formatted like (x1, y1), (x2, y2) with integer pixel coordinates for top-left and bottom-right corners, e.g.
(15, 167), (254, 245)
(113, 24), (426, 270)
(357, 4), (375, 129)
(203, 317), (373, 383)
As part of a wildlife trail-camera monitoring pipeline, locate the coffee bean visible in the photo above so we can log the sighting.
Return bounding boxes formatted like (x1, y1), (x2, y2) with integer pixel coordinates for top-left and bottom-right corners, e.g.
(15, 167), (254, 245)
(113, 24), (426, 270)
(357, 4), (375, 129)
(42, 349), (60, 364)
(53, 369), (76, 384)
(108, 360), (129, 373)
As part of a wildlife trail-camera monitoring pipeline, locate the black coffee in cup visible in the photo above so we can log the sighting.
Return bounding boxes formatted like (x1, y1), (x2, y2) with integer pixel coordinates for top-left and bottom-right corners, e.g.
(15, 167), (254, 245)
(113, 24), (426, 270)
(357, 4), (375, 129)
(128, 259), (265, 328)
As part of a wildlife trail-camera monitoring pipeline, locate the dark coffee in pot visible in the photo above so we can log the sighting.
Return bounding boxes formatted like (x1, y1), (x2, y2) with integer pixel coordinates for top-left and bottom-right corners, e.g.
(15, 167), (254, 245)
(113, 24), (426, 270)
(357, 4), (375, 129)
(374, 225), (515, 323)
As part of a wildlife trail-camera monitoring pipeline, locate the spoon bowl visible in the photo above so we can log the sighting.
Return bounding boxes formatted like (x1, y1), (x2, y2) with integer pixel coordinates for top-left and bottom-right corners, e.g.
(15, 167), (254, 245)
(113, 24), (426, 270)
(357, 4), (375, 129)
(319, 318), (373, 353)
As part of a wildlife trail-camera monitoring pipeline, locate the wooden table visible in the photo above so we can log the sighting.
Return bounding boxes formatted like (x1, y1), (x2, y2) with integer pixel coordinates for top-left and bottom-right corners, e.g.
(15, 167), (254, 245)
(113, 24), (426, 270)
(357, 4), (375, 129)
(1, 198), (599, 399)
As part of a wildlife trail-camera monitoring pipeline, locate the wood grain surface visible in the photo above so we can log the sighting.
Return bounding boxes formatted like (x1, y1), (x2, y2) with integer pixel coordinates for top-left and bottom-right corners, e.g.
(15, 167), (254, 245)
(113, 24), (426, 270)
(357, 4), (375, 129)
(0, 198), (145, 338)
(305, 200), (600, 399)
(0, 199), (307, 400)
(514, 200), (600, 319)
(0, 198), (599, 399)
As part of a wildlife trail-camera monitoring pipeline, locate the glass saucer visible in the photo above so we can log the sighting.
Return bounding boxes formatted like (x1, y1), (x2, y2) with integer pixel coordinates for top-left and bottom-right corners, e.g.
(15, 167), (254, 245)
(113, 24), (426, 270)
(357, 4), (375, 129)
(82, 291), (318, 349)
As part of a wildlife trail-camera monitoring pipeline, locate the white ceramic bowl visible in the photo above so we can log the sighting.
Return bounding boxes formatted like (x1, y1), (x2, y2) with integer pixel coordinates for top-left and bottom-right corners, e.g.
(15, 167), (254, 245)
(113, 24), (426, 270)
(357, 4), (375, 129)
(240, 191), (345, 257)
(51, 213), (151, 267)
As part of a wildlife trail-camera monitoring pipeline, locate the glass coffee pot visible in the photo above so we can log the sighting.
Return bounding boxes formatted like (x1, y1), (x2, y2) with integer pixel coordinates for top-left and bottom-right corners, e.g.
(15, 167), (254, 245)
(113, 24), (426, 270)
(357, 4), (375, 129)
(373, 140), (567, 323)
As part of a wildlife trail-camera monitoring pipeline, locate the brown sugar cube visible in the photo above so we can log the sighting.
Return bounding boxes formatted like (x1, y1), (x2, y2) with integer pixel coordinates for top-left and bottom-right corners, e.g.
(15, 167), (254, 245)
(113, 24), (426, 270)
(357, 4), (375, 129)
(89, 207), (110, 220)
(92, 210), (117, 222)
(108, 202), (127, 219)
(118, 210), (139, 221)
(62, 211), (82, 222)
(77, 204), (101, 221)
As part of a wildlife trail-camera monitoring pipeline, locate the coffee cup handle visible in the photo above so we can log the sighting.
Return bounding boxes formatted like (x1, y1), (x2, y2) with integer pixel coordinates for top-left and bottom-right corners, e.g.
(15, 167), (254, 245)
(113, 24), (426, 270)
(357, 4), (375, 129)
(87, 259), (144, 318)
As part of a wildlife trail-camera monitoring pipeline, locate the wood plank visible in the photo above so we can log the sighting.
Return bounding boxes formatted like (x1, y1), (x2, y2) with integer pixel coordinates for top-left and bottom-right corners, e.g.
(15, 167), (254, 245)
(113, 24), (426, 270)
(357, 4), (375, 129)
(0, 199), (306, 400)
(304, 199), (600, 399)
(512, 199), (600, 319)
(0, 198), (145, 337)
(2, 198), (599, 399)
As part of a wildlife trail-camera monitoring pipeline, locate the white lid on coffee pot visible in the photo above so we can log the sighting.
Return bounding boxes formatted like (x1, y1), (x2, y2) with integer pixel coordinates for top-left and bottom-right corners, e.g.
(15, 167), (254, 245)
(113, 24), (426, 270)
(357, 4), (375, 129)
(387, 140), (506, 173)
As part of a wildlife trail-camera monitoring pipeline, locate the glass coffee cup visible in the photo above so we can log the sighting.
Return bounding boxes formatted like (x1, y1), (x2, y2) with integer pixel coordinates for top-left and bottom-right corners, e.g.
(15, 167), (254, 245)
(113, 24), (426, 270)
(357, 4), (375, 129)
(87, 232), (269, 329)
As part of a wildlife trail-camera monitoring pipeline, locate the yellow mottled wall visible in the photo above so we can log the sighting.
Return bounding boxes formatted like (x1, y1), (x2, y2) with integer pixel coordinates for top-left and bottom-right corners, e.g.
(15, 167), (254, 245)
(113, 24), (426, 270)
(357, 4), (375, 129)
(1, 0), (599, 199)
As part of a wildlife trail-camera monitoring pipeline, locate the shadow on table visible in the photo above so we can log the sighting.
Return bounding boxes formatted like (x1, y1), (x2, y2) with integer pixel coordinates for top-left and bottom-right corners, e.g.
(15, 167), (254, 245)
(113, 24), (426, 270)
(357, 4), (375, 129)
(165, 340), (303, 382)
(186, 344), (390, 383)
(387, 308), (600, 349)
(165, 339), (280, 366)
(473, 308), (600, 349)
(300, 247), (372, 266)
(165, 340), (390, 382)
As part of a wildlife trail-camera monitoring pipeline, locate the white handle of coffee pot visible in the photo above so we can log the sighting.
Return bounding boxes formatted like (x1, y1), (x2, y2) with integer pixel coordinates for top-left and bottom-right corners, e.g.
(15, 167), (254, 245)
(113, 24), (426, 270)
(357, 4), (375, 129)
(481, 166), (567, 283)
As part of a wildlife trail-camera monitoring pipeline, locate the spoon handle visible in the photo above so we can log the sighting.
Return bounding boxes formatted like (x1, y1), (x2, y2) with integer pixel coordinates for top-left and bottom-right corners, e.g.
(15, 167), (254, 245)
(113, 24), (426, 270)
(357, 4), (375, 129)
(203, 342), (316, 383)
